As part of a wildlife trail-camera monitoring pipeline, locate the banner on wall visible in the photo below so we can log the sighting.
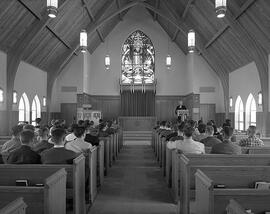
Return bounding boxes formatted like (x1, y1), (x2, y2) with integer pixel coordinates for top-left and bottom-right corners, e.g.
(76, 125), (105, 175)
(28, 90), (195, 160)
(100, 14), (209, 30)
(77, 105), (102, 125)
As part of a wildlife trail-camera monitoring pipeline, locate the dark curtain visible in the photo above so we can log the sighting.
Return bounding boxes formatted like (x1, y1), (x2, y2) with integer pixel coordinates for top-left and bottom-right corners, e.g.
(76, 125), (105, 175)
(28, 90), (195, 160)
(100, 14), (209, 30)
(121, 91), (155, 116)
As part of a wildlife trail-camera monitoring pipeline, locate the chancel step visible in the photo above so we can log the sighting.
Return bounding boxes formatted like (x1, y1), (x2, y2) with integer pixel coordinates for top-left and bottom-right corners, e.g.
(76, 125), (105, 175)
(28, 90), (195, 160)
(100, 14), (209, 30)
(123, 131), (153, 141)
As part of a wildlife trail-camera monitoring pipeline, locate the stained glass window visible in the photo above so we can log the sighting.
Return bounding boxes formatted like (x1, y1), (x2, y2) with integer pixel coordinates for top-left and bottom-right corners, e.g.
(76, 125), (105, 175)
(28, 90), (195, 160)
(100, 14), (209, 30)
(245, 93), (256, 129)
(121, 30), (155, 84)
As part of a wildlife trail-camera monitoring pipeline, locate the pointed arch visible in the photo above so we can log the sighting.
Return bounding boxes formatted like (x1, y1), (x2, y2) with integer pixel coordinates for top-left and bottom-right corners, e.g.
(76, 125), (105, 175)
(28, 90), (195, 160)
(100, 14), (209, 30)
(31, 95), (41, 125)
(121, 30), (155, 84)
(18, 93), (30, 123)
(245, 93), (256, 129)
(235, 96), (244, 131)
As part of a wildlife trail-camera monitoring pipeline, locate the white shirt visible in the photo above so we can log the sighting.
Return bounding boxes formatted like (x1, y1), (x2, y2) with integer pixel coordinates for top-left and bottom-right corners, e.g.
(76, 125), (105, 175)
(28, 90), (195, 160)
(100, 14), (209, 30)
(65, 138), (92, 154)
(65, 133), (76, 142)
(176, 138), (205, 154)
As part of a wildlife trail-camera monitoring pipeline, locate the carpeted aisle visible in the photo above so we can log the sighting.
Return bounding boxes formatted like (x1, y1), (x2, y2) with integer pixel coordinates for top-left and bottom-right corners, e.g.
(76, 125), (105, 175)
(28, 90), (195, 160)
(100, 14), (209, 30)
(89, 141), (176, 214)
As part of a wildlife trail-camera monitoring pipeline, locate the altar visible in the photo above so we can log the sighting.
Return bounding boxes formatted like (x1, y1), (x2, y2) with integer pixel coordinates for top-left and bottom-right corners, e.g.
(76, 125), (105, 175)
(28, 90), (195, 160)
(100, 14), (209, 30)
(118, 116), (156, 131)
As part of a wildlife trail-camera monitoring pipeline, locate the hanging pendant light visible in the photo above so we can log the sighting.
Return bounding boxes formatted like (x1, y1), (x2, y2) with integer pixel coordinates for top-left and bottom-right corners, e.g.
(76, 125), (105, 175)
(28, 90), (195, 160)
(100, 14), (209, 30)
(47, 0), (58, 18)
(105, 55), (110, 70)
(80, 29), (87, 53)
(258, 91), (262, 106)
(166, 55), (172, 69)
(229, 97), (233, 108)
(215, 0), (227, 18)
(188, 30), (195, 53)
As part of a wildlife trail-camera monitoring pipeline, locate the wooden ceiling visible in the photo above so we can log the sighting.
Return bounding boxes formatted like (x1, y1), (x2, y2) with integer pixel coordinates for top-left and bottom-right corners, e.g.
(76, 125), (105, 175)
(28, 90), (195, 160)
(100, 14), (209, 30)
(0, 0), (269, 82)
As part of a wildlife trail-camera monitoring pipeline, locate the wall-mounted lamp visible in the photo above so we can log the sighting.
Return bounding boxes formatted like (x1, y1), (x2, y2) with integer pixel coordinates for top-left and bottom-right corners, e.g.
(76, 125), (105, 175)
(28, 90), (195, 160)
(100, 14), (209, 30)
(258, 91), (262, 106)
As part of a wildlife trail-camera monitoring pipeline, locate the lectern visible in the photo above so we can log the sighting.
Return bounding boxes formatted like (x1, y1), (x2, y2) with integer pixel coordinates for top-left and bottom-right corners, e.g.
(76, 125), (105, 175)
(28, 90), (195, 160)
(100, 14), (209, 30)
(177, 110), (189, 121)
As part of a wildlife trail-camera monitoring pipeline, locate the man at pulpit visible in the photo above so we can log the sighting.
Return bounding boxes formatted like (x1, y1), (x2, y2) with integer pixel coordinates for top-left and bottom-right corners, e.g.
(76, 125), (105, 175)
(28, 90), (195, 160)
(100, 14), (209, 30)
(175, 100), (187, 121)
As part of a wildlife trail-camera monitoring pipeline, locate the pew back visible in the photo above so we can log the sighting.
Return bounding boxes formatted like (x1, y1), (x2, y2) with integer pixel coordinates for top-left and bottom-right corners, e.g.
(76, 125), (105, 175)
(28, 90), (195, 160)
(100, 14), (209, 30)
(195, 167), (270, 214)
(0, 168), (66, 214)
(179, 154), (270, 214)
(0, 197), (27, 214)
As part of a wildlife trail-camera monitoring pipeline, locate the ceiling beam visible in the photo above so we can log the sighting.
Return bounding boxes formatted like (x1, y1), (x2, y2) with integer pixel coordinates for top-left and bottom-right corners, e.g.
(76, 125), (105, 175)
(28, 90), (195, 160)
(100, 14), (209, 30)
(115, 0), (123, 20)
(82, 0), (105, 43)
(172, 29), (179, 42)
(17, 0), (41, 20)
(182, 0), (194, 19)
(46, 26), (72, 49)
(204, 25), (229, 48)
(234, 0), (257, 20)
(153, 0), (160, 21)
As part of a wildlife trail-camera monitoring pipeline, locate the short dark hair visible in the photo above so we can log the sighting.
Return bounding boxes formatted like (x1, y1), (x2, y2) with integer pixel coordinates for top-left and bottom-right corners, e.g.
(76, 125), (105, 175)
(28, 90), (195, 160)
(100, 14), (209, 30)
(35, 118), (42, 124)
(38, 127), (49, 137)
(160, 121), (166, 126)
(198, 123), (206, 134)
(51, 128), (66, 144)
(20, 130), (35, 145)
(23, 124), (35, 132)
(183, 126), (195, 138)
(206, 125), (214, 135)
(178, 122), (185, 132)
(223, 126), (234, 138)
(73, 126), (86, 138)
(11, 125), (23, 137)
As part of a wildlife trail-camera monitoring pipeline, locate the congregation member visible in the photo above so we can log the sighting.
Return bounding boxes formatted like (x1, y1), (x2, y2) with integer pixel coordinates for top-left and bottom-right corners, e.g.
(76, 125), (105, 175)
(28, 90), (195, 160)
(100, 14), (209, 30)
(239, 125), (264, 147)
(167, 123), (185, 149)
(85, 122), (100, 146)
(165, 124), (178, 141)
(176, 126), (205, 154)
(7, 130), (41, 164)
(33, 127), (53, 154)
(211, 126), (242, 154)
(65, 123), (78, 142)
(41, 128), (78, 164)
(200, 125), (222, 147)
(65, 125), (92, 155)
(193, 123), (207, 141)
(1, 125), (23, 159)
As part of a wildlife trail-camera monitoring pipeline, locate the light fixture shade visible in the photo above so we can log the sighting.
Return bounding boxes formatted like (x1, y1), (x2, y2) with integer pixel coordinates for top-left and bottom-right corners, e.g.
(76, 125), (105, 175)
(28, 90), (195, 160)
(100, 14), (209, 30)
(105, 55), (110, 70)
(43, 96), (46, 107)
(215, 0), (226, 18)
(47, 0), (58, 18)
(13, 91), (17, 104)
(188, 30), (195, 53)
(258, 91), (262, 105)
(80, 30), (87, 53)
(229, 97), (233, 108)
(166, 55), (171, 69)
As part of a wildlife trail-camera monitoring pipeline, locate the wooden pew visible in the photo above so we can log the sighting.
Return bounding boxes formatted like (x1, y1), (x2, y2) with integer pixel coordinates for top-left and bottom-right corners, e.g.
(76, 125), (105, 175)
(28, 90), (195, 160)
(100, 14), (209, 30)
(97, 140), (104, 186)
(0, 136), (11, 146)
(165, 147), (173, 187)
(99, 137), (110, 176)
(86, 146), (98, 204)
(178, 154), (270, 214)
(0, 197), (27, 214)
(195, 166), (270, 214)
(226, 199), (249, 214)
(0, 167), (66, 214)
(244, 146), (270, 154)
(171, 150), (179, 202)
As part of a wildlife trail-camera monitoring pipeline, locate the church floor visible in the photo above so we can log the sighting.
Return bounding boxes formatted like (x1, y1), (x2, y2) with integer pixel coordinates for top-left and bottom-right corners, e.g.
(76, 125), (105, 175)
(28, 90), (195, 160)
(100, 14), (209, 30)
(89, 141), (176, 214)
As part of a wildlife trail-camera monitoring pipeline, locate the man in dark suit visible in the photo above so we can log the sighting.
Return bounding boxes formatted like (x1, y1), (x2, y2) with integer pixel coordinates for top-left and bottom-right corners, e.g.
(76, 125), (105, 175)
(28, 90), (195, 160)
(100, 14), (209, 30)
(33, 127), (53, 154)
(211, 126), (241, 155)
(175, 100), (187, 121)
(7, 130), (41, 164)
(41, 128), (78, 164)
(200, 125), (221, 147)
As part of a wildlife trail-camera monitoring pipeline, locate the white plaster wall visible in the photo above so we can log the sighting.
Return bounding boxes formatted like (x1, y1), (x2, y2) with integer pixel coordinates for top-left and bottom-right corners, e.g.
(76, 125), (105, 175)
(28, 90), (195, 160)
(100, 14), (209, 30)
(0, 51), (7, 111)
(51, 54), (84, 112)
(87, 5), (189, 96)
(229, 61), (261, 111)
(13, 61), (47, 112)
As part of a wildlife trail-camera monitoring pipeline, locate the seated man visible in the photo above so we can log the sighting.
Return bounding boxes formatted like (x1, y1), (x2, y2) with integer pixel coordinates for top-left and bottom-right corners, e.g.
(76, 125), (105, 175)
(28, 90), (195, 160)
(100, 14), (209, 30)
(239, 125), (264, 147)
(85, 127), (99, 146)
(200, 125), (222, 147)
(175, 126), (205, 154)
(167, 123), (185, 149)
(41, 128), (78, 164)
(211, 126), (242, 155)
(7, 130), (41, 164)
(65, 126), (92, 154)
(1, 125), (23, 161)
(33, 127), (53, 154)
(193, 123), (207, 141)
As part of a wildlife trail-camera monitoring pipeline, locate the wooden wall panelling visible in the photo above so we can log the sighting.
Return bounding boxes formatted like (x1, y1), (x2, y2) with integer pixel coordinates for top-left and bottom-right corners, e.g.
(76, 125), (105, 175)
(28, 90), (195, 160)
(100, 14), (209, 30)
(200, 104), (216, 123)
(60, 103), (77, 126)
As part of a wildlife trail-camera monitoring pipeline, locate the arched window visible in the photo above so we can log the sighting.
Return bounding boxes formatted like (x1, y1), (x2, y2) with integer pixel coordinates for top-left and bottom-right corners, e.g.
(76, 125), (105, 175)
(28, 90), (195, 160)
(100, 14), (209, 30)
(121, 30), (155, 84)
(245, 93), (256, 129)
(235, 96), (244, 131)
(19, 93), (30, 122)
(0, 88), (4, 103)
(31, 95), (41, 125)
